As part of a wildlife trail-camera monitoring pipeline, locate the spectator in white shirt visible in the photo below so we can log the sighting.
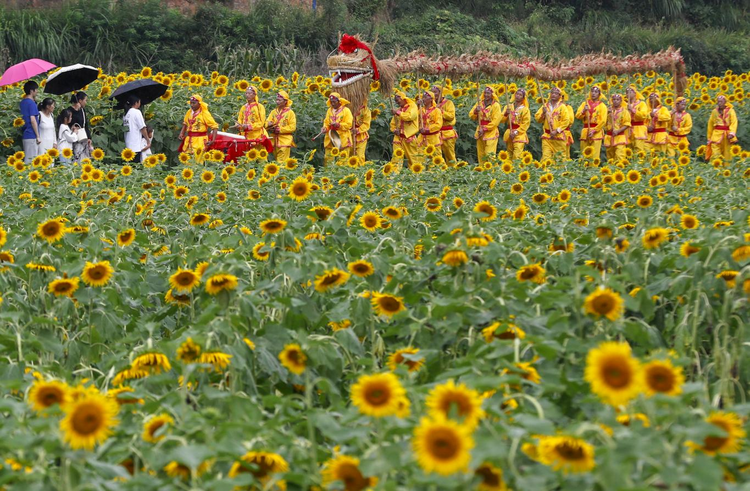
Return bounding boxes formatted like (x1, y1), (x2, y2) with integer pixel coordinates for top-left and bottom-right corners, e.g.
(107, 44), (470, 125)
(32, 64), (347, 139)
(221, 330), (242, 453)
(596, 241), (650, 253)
(123, 95), (150, 163)
(37, 98), (57, 155)
(56, 109), (80, 165)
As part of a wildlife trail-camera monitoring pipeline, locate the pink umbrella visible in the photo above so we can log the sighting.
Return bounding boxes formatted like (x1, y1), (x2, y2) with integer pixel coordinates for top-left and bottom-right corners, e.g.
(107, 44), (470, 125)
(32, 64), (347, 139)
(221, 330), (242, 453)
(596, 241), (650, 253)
(0, 58), (56, 86)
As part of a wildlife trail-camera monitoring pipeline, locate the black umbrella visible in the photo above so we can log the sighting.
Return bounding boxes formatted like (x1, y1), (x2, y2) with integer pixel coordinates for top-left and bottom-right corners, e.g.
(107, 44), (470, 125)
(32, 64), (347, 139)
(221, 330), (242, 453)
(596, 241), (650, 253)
(44, 64), (99, 95)
(110, 79), (168, 109)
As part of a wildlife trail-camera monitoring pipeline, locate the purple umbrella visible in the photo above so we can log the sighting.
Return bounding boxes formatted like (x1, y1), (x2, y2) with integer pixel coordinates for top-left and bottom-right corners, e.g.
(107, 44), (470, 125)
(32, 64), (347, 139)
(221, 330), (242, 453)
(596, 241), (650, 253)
(0, 58), (56, 86)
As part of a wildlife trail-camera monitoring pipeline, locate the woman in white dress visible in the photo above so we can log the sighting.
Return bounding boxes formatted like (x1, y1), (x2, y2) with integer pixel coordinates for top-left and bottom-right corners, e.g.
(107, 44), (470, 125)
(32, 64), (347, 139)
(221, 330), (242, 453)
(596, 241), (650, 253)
(123, 95), (150, 163)
(37, 98), (57, 155)
(57, 108), (80, 165)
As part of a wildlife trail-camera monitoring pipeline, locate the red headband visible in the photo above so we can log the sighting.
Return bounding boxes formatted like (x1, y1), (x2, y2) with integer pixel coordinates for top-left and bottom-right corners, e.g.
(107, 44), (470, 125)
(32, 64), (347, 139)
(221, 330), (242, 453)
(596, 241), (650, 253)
(339, 34), (380, 81)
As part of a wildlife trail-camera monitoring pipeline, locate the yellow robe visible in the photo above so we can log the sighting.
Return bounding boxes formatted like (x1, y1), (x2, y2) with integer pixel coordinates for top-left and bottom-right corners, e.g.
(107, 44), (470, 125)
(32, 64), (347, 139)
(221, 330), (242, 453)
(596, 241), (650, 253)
(391, 101), (420, 167)
(419, 103), (443, 161)
(706, 105), (738, 162)
(500, 103), (530, 160)
(668, 111), (692, 156)
(535, 101), (571, 161)
(627, 100), (649, 153)
(323, 106), (353, 165)
(469, 101), (501, 163)
(576, 99), (607, 160)
(237, 102), (267, 140)
(437, 98), (458, 163)
(604, 106), (631, 162)
(353, 106), (371, 162)
(182, 108), (219, 162)
(564, 104), (575, 159)
(266, 106), (297, 161)
(646, 105), (671, 152)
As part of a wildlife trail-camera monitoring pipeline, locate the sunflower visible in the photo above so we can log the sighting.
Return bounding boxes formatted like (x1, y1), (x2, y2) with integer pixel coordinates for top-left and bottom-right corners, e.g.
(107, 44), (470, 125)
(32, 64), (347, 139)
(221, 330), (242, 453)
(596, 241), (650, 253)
(37, 218), (66, 243)
(201, 170), (215, 183)
(259, 218), (287, 234)
(557, 189), (571, 202)
(311, 206), (333, 221)
(642, 227), (670, 250)
(321, 454), (378, 491)
(28, 379), (69, 412)
(264, 162), (280, 176)
(314, 268), (350, 292)
(636, 195), (653, 208)
(48, 276), (80, 297)
(165, 289), (191, 307)
(91, 148), (105, 160)
(474, 201), (497, 221)
(205, 273), (238, 295)
(716, 270), (739, 288)
(411, 162), (425, 174)
(732, 245), (750, 263)
(585, 341), (642, 406)
(387, 347), (424, 373)
(642, 358), (684, 396)
(198, 351), (232, 372)
(442, 249), (469, 267)
(687, 412), (746, 455)
(626, 170), (641, 183)
(348, 260), (374, 277)
(176, 337), (201, 363)
(371, 292), (406, 318)
(60, 390), (119, 450)
(680, 241), (700, 257)
(279, 343), (307, 375)
(190, 213), (210, 226)
(426, 380), (485, 429)
(360, 212), (382, 232)
(228, 451), (289, 485)
(413, 416), (474, 475)
(680, 214), (699, 229)
(121, 148), (135, 162)
(116, 229), (136, 247)
(516, 263), (546, 284)
(142, 413), (174, 443)
(289, 176), (312, 201)
(583, 287), (624, 321)
(475, 462), (509, 491)
(132, 352), (171, 374)
(252, 242), (272, 261)
(351, 372), (406, 417)
(81, 261), (114, 287)
(169, 268), (200, 293)
(537, 435), (595, 474)
(164, 460), (211, 479)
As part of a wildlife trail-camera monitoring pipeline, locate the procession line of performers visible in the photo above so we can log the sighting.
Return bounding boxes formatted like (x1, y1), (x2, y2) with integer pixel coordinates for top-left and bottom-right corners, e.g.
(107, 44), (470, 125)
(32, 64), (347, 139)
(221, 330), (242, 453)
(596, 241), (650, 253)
(176, 84), (739, 165)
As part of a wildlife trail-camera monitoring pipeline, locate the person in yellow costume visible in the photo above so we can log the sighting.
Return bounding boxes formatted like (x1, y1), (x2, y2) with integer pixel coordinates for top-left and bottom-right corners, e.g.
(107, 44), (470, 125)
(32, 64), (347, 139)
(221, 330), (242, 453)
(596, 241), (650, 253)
(646, 92), (671, 155)
(562, 89), (575, 159)
(390, 90), (420, 167)
(353, 104), (371, 163)
(668, 97), (692, 156)
(431, 84), (458, 164)
(535, 86), (571, 161)
(265, 90), (296, 162)
(626, 85), (649, 155)
(500, 88), (531, 160)
(575, 85), (607, 160)
(469, 86), (502, 163)
(178, 94), (218, 163)
(706, 94), (739, 162)
(321, 92), (353, 166)
(235, 86), (267, 140)
(604, 93), (631, 162)
(418, 90), (443, 162)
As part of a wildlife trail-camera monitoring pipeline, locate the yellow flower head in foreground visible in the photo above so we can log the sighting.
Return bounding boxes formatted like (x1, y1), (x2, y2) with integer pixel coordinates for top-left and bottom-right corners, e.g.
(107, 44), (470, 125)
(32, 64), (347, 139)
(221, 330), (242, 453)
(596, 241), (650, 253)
(205, 273), (238, 295)
(81, 261), (114, 287)
(475, 462), (509, 491)
(583, 287), (624, 321)
(371, 292), (406, 318)
(537, 435), (595, 474)
(28, 379), (69, 412)
(48, 276), (80, 298)
(412, 416), (474, 475)
(259, 218), (287, 234)
(279, 343), (307, 375)
(169, 268), (200, 293)
(425, 379), (486, 430)
(474, 200), (498, 221)
(228, 451), (289, 484)
(60, 389), (119, 450)
(176, 337), (201, 363)
(321, 454), (378, 491)
(350, 372), (406, 417)
(198, 351), (232, 372)
(289, 176), (312, 201)
(687, 411), (746, 455)
(387, 347), (424, 373)
(585, 341), (642, 406)
(117, 228), (136, 247)
(516, 263), (546, 284)
(142, 413), (174, 443)
(442, 249), (469, 267)
(642, 227), (670, 249)
(643, 358), (684, 396)
(132, 352), (171, 374)
(314, 268), (350, 292)
(348, 259), (374, 277)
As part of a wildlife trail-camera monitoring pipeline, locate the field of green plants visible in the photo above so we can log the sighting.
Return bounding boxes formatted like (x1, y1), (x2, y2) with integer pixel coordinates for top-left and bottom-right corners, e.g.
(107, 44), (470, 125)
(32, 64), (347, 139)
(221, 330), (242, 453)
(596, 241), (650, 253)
(0, 67), (748, 490)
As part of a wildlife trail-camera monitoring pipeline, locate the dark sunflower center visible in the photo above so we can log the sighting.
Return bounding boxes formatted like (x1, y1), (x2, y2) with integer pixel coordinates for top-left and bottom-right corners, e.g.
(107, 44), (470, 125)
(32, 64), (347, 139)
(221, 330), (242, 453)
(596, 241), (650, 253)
(520, 269), (537, 279)
(647, 367), (674, 392)
(43, 223), (60, 236)
(338, 463), (367, 490)
(293, 184), (308, 196)
(40, 388), (63, 406)
(55, 282), (72, 293)
(602, 360), (630, 388)
(365, 384), (389, 405)
(441, 395), (470, 417)
(320, 274), (340, 286)
(430, 429), (459, 460)
(211, 278), (229, 288)
(149, 421), (165, 437)
(593, 296), (614, 314)
(176, 273), (195, 286)
(89, 267), (106, 280)
(556, 442), (584, 460)
(476, 465), (500, 485)
(378, 297), (400, 313)
(72, 403), (103, 435)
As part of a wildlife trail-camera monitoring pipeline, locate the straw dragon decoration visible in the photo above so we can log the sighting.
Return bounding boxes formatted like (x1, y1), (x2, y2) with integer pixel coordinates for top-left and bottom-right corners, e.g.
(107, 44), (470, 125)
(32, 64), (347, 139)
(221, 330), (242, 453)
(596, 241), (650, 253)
(328, 33), (688, 111)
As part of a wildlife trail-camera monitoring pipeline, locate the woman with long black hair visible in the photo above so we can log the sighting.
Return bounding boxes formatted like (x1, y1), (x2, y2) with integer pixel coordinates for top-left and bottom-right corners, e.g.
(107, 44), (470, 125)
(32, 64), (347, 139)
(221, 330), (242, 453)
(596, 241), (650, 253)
(67, 91), (92, 160)
(37, 97), (57, 154)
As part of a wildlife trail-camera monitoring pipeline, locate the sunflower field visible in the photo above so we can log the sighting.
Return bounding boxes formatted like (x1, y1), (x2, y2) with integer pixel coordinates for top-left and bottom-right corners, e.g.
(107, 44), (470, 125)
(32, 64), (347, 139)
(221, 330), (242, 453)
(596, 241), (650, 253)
(0, 66), (749, 491)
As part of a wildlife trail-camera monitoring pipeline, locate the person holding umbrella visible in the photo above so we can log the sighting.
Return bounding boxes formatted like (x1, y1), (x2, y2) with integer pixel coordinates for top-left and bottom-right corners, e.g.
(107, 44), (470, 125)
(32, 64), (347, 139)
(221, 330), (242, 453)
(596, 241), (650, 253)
(178, 94), (218, 163)
(67, 92), (93, 161)
(20, 80), (41, 164)
(123, 94), (150, 163)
